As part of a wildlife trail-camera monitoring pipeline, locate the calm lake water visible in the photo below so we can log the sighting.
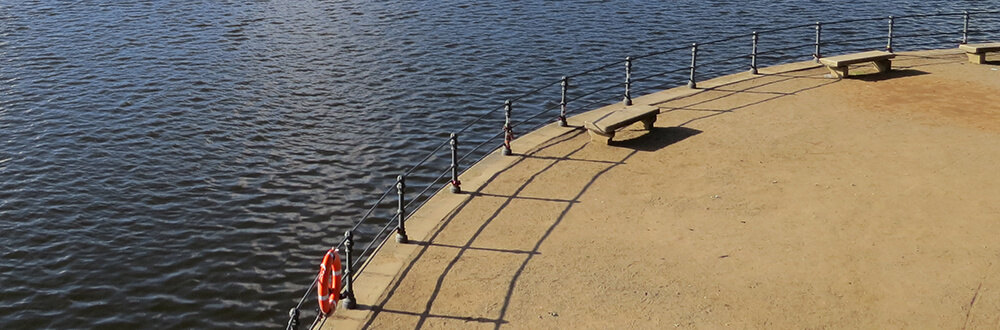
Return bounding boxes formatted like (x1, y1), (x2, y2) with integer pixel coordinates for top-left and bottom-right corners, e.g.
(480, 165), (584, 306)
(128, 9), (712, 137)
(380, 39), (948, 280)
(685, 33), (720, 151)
(0, 0), (995, 328)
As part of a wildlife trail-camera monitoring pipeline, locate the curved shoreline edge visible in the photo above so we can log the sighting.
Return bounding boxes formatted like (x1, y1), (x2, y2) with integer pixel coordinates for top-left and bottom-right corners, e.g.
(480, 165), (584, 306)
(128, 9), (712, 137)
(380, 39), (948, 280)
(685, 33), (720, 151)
(324, 47), (974, 329)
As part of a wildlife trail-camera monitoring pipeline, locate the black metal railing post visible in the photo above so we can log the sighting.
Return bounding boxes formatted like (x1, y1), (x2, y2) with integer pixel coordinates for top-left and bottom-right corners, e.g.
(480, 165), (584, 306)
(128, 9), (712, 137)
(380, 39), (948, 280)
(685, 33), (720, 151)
(688, 43), (698, 89)
(887, 16), (895, 53)
(342, 231), (357, 309)
(962, 11), (970, 44)
(558, 76), (569, 127)
(750, 31), (759, 74)
(623, 57), (633, 106)
(449, 133), (461, 193)
(288, 11), (1000, 319)
(395, 175), (408, 243)
(502, 100), (513, 156)
(286, 308), (299, 330)
(814, 22), (822, 62)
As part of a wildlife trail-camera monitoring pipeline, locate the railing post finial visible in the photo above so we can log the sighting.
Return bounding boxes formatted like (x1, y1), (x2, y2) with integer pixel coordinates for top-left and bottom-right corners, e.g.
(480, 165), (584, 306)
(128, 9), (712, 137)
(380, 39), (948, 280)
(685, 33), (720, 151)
(623, 57), (633, 106)
(962, 11), (970, 44)
(395, 175), (408, 243)
(342, 231), (357, 309)
(502, 100), (513, 156)
(886, 16), (895, 53)
(286, 308), (299, 330)
(814, 22), (822, 62)
(750, 31), (759, 74)
(558, 76), (569, 127)
(688, 43), (698, 89)
(449, 133), (461, 193)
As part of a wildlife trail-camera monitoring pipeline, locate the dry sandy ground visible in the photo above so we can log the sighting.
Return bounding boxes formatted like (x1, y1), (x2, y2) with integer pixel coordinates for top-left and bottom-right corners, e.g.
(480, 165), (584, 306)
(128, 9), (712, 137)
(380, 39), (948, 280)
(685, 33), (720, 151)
(325, 50), (1000, 329)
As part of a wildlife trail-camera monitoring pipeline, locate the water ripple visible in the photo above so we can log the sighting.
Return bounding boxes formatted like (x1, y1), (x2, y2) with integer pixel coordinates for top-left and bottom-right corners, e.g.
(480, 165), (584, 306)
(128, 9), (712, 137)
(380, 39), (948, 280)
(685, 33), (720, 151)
(0, 0), (995, 329)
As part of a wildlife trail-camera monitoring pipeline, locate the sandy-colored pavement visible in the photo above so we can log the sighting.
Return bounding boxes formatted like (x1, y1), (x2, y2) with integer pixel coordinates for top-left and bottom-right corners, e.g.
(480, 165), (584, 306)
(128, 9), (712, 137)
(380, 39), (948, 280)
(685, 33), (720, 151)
(325, 49), (1000, 329)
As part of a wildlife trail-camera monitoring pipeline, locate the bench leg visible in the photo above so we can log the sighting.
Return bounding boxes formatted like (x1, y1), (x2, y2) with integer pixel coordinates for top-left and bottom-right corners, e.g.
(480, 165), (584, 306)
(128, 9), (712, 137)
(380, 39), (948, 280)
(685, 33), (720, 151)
(827, 65), (848, 78)
(587, 128), (614, 145)
(967, 52), (986, 64)
(872, 59), (892, 73)
(640, 115), (656, 131)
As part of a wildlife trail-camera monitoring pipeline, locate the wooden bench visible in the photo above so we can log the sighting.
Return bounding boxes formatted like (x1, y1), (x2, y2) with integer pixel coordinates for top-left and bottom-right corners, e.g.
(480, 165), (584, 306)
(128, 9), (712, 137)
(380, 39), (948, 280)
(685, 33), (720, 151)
(584, 105), (659, 144)
(819, 50), (896, 78)
(959, 42), (1000, 64)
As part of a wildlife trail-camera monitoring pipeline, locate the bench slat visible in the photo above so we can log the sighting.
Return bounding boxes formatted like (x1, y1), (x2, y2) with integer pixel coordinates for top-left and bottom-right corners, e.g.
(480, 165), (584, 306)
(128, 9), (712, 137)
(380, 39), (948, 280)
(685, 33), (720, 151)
(585, 105), (659, 144)
(590, 106), (659, 133)
(819, 51), (896, 67)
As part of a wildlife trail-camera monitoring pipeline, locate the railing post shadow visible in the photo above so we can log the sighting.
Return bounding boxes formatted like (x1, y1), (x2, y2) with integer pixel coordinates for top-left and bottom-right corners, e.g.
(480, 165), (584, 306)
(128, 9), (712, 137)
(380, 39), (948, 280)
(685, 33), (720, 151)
(623, 57), (633, 105)
(750, 31), (759, 74)
(449, 133), (461, 193)
(814, 22), (822, 62)
(688, 43), (698, 89)
(558, 76), (569, 127)
(887, 16), (895, 53)
(395, 175), (408, 243)
(342, 231), (357, 309)
(502, 100), (513, 156)
(289, 10), (1000, 321)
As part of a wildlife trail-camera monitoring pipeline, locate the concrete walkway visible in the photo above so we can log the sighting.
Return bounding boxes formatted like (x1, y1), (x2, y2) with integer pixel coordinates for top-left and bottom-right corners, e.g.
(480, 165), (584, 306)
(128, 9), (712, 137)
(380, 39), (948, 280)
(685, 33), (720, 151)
(324, 49), (1000, 329)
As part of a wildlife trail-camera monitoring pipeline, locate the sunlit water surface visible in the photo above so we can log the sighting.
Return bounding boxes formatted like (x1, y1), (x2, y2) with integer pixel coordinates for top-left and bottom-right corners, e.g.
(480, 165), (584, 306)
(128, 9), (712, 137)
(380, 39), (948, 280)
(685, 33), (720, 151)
(0, 0), (994, 328)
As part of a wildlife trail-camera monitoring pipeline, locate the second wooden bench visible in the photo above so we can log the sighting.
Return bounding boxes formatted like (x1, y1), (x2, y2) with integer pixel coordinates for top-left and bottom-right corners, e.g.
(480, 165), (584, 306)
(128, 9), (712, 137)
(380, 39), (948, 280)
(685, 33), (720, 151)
(959, 42), (1000, 64)
(819, 50), (896, 78)
(584, 105), (659, 144)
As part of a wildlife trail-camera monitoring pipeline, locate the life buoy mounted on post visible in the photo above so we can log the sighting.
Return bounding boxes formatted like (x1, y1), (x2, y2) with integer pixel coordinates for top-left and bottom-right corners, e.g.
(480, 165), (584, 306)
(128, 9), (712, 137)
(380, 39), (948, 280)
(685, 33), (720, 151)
(317, 248), (343, 316)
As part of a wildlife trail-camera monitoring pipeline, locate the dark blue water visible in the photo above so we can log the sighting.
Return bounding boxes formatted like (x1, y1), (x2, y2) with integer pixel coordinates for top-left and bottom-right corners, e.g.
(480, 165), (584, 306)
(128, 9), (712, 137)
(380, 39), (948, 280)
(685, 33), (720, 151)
(1, 1), (995, 328)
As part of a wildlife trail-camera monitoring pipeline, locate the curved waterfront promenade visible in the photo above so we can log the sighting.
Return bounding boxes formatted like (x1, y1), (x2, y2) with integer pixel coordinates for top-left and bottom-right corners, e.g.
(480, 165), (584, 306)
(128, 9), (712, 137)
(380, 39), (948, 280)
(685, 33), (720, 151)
(323, 48), (1000, 329)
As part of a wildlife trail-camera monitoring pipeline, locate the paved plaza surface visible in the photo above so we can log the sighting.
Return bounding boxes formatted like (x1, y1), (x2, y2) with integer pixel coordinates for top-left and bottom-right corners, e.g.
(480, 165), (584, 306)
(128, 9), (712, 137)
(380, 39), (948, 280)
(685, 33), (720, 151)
(326, 49), (1000, 329)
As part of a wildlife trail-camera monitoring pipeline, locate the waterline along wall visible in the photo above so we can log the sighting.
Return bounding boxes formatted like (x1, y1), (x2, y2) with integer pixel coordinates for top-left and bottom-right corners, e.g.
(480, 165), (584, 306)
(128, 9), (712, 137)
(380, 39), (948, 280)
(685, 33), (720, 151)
(286, 11), (1000, 330)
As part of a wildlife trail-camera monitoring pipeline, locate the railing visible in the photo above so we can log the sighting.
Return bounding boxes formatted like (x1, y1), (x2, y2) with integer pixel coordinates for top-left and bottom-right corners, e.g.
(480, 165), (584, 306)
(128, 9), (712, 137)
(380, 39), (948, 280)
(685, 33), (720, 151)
(286, 10), (1000, 330)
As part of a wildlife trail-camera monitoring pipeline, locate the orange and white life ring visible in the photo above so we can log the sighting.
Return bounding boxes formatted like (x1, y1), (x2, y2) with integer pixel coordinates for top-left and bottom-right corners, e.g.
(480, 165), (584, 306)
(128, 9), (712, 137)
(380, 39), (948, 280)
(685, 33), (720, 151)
(317, 248), (343, 315)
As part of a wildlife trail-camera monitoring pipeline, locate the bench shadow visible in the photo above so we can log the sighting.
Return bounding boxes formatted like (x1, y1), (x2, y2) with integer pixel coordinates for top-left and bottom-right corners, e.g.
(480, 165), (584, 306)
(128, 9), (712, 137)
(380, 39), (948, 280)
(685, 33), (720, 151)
(850, 68), (929, 82)
(355, 53), (964, 330)
(611, 126), (702, 152)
